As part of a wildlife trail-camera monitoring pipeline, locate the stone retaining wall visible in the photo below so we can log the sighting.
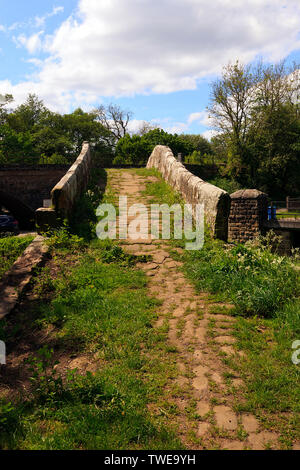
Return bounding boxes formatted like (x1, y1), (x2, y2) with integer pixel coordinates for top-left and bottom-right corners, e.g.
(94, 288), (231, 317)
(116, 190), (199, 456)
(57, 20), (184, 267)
(146, 145), (231, 240)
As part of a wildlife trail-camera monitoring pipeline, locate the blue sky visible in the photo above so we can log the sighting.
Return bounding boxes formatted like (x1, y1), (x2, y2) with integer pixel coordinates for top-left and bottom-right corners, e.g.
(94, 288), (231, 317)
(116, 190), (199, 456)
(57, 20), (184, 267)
(1, 0), (300, 138)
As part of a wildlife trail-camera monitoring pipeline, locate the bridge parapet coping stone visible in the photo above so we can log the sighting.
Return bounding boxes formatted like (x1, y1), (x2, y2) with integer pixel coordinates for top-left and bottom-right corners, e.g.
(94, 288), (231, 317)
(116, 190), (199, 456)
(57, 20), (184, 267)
(146, 145), (230, 240)
(35, 142), (92, 230)
(51, 141), (91, 218)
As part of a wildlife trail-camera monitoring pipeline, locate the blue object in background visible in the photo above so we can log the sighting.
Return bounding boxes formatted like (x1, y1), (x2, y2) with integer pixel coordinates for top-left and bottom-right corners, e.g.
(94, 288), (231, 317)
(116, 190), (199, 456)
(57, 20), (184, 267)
(268, 206), (272, 220)
(268, 205), (277, 220)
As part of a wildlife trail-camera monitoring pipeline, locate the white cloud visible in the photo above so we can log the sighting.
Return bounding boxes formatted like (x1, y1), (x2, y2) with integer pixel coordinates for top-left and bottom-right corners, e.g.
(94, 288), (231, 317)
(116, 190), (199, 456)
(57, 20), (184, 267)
(188, 111), (213, 127)
(2, 0), (300, 111)
(148, 112), (214, 135)
(35, 6), (64, 28)
(201, 129), (218, 141)
(15, 31), (44, 54)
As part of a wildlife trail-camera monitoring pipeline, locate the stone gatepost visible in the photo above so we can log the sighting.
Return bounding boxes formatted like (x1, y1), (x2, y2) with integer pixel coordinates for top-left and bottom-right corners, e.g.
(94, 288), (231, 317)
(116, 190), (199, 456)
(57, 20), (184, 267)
(228, 189), (268, 243)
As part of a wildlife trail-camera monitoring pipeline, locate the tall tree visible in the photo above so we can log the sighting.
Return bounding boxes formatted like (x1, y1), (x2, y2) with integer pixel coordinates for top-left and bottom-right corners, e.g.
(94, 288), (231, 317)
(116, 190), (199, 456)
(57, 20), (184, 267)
(94, 104), (132, 143)
(208, 61), (258, 181)
(7, 94), (48, 133)
(208, 60), (300, 193)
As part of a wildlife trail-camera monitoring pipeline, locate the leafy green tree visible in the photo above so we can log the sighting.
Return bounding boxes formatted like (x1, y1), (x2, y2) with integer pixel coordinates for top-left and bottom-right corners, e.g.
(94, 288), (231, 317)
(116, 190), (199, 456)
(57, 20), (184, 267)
(179, 134), (212, 155)
(115, 129), (193, 165)
(7, 94), (48, 133)
(63, 108), (115, 163)
(247, 102), (300, 197)
(0, 124), (36, 164)
(208, 61), (257, 182)
(208, 59), (300, 195)
(141, 129), (192, 156)
(2, 96), (116, 165)
(114, 134), (151, 165)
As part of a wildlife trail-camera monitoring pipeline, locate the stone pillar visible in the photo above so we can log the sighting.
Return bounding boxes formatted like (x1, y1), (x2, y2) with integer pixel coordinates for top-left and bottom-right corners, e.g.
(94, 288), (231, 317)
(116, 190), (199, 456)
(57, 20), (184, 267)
(228, 189), (268, 243)
(35, 208), (59, 234)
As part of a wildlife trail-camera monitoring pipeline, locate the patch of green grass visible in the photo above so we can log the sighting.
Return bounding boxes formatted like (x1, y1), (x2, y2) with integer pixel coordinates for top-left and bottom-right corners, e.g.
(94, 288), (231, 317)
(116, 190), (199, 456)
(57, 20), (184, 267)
(0, 364), (181, 450)
(229, 301), (300, 443)
(276, 212), (300, 219)
(141, 175), (183, 207)
(0, 235), (34, 279)
(132, 168), (160, 178)
(0, 240), (182, 450)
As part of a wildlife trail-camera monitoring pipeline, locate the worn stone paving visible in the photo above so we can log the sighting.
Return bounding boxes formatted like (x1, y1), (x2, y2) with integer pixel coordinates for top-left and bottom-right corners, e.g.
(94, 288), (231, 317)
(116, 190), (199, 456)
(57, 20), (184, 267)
(107, 169), (287, 450)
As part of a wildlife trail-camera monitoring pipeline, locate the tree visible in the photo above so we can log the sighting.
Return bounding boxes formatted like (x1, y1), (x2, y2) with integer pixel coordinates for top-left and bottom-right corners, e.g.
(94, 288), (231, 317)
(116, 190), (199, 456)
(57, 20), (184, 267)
(0, 93), (13, 125)
(134, 120), (159, 136)
(208, 59), (300, 194)
(141, 129), (193, 156)
(208, 61), (257, 181)
(0, 124), (36, 164)
(114, 128), (193, 165)
(7, 94), (48, 133)
(179, 134), (212, 156)
(247, 102), (300, 197)
(94, 104), (133, 143)
(114, 134), (150, 165)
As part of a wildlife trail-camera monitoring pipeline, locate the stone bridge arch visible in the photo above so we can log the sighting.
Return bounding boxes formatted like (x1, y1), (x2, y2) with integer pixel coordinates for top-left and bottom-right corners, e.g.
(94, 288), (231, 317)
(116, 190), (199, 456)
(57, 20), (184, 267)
(0, 143), (93, 231)
(0, 190), (35, 229)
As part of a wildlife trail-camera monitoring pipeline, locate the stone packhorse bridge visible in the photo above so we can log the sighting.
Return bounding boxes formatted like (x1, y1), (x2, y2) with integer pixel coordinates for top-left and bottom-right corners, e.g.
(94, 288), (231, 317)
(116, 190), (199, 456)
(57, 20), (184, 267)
(0, 142), (91, 229)
(0, 141), (298, 251)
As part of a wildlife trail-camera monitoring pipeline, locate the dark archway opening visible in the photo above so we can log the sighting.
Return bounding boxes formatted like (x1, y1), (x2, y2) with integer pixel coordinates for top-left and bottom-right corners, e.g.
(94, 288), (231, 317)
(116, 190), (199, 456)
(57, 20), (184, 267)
(291, 230), (300, 249)
(0, 190), (35, 229)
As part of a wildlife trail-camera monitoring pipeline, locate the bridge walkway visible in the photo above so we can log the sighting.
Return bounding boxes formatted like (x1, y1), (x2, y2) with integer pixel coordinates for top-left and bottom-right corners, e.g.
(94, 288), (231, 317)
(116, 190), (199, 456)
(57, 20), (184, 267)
(105, 168), (280, 450)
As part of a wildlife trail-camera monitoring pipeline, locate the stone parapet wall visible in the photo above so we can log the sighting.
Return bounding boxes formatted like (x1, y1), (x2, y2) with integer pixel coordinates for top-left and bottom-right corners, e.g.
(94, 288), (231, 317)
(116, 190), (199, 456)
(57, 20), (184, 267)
(36, 142), (92, 230)
(51, 142), (91, 217)
(228, 189), (268, 243)
(146, 145), (231, 240)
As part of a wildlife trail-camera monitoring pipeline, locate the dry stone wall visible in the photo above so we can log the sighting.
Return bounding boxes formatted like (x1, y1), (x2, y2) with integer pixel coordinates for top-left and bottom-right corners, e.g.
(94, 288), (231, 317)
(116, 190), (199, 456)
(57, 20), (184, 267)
(146, 145), (231, 240)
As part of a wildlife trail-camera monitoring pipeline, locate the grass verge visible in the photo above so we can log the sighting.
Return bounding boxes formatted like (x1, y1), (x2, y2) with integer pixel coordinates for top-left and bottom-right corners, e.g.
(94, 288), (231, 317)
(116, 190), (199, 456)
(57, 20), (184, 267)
(0, 235), (34, 280)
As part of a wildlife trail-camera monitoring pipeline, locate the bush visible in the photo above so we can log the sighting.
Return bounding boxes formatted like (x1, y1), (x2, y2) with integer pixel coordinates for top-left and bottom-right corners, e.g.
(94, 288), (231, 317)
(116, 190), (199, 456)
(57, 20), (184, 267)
(45, 223), (85, 252)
